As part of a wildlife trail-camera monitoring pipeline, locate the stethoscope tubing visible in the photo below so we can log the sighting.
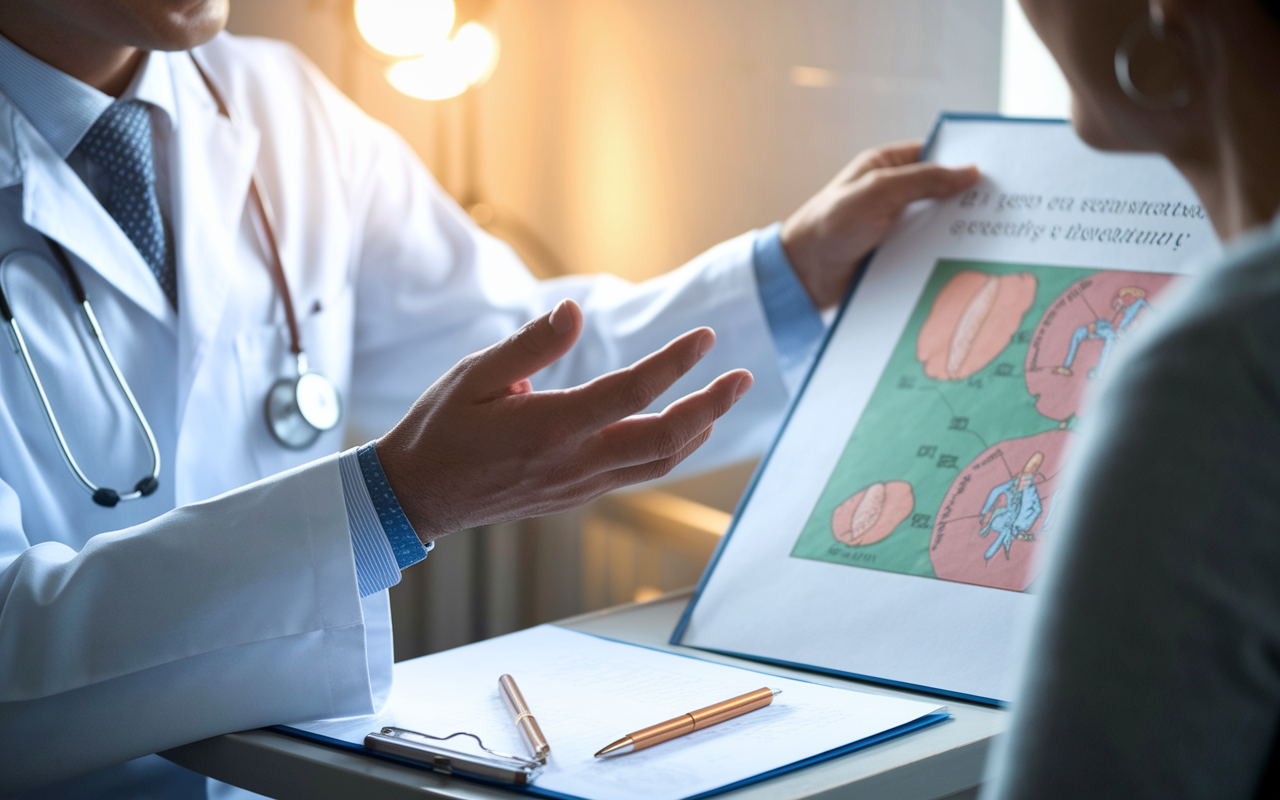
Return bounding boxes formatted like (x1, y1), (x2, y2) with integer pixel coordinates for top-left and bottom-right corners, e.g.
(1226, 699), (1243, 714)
(1, 258), (160, 501)
(1, 245), (162, 505)
(0, 52), (341, 507)
(190, 55), (308, 365)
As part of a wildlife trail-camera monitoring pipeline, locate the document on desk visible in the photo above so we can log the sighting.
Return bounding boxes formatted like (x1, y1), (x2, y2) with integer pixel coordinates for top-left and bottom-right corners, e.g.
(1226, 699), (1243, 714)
(285, 625), (946, 800)
(673, 114), (1224, 704)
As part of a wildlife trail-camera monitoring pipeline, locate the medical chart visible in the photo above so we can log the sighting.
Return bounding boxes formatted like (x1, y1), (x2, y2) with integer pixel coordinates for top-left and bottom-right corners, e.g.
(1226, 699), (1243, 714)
(287, 625), (945, 800)
(674, 116), (1222, 703)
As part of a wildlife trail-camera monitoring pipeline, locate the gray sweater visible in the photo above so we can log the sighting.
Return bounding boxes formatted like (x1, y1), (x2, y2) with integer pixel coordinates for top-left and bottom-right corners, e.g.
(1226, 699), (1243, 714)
(983, 216), (1280, 800)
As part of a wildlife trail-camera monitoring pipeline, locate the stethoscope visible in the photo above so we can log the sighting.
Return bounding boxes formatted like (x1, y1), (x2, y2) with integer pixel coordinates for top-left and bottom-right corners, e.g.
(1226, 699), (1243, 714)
(0, 55), (342, 508)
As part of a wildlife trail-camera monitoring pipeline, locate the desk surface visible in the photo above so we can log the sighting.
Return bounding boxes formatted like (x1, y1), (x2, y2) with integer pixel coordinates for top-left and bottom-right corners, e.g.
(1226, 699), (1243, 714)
(161, 591), (1006, 800)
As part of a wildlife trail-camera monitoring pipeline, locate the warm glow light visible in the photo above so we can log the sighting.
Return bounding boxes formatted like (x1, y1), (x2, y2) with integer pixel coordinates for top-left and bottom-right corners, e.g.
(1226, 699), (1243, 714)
(386, 44), (470, 100)
(358, 0), (500, 102)
(453, 22), (499, 86)
(385, 22), (500, 101)
(790, 66), (835, 88)
(354, 0), (456, 58)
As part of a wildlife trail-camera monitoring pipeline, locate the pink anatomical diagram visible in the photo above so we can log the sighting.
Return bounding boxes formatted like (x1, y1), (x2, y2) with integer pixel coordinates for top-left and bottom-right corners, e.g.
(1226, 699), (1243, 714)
(831, 481), (915, 547)
(1024, 271), (1177, 421)
(929, 430), (1072, 592)
(917, 271), (1037, 381)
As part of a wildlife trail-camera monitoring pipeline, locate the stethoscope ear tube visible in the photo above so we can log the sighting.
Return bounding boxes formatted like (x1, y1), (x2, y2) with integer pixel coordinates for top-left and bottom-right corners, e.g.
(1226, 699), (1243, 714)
(1, 245), (163, 506)
(93, 476), (160, 509)
(0, 280), (12, 323)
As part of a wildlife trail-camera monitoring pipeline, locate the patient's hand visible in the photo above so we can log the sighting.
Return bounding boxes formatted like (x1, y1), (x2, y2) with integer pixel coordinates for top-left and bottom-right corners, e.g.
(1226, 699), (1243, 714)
(781, 140), (980, 310)
(376, 300), (752, 541)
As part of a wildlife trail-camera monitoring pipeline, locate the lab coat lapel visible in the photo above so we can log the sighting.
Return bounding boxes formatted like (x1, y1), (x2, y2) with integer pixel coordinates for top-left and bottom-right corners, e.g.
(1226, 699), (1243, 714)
(169, 54), (259, 427)
(13, 110), (177, 326)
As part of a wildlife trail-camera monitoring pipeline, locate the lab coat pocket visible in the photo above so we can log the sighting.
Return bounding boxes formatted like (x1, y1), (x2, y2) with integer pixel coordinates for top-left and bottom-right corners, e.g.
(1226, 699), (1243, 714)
(234, 288), (355, 481)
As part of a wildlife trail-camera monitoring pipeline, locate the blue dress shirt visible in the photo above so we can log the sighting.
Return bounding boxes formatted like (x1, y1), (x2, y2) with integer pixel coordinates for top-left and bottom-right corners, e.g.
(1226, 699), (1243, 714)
(752, 222), (827, 391)
(0, 34), (825, 597)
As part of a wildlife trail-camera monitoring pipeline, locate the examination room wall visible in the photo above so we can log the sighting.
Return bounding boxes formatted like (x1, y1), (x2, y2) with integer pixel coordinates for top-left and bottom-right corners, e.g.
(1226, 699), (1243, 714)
(226, 0), (1002, 658)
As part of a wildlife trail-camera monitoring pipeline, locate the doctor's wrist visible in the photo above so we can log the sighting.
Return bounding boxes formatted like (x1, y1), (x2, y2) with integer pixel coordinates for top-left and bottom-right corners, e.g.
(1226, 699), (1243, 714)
(368, 437), (448, 542)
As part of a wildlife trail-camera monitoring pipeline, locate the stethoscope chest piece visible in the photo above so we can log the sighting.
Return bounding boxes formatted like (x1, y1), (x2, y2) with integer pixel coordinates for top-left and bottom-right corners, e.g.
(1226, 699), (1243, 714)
(266, 359), (342, 450)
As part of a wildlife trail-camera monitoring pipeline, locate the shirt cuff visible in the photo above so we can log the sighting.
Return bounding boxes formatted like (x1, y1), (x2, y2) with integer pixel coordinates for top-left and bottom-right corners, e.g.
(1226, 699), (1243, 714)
(339, 442), (432, 598)
(752, 223), (826, 393)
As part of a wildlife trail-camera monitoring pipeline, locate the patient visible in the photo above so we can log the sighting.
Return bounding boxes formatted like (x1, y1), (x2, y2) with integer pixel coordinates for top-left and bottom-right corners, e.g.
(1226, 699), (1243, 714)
(982, 1), (1280, 798)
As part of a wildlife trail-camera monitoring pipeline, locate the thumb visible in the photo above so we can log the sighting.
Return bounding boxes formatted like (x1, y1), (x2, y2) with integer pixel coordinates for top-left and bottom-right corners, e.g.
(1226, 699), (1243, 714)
(466, 299), (583, 393)
(870, 162), (980, 208)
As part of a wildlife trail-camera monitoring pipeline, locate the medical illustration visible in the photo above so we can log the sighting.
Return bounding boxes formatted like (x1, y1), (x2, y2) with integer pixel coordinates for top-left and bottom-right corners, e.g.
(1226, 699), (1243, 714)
(792, 259), (1176, 593)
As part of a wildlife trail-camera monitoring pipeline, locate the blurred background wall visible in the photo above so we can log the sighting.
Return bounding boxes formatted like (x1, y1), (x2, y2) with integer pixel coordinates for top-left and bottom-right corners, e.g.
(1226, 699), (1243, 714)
(226, 0), (1065, 660)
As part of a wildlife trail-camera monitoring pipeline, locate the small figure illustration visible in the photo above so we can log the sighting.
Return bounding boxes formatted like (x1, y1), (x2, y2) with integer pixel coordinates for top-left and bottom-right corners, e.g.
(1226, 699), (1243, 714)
(977, 452), (1044, 561)
(1026, 272), (1176, 421)
(1054, 287), (1152, 379)
(931, 430), (1069, 591)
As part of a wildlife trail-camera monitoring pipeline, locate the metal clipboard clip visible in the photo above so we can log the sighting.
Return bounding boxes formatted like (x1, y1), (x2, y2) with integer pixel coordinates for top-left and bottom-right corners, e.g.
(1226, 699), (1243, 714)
(364, 727), (545, 786)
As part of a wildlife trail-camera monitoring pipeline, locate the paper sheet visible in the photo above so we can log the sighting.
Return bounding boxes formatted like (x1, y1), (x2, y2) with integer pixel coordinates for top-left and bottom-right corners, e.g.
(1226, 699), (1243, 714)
(289, 625), (944, 800)
(676, 117), (1224, 703)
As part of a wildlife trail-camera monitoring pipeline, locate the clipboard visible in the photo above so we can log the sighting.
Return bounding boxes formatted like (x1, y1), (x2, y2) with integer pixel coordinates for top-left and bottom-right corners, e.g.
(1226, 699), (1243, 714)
(282, 625), (949, 800)
(363, 726), (544, 786)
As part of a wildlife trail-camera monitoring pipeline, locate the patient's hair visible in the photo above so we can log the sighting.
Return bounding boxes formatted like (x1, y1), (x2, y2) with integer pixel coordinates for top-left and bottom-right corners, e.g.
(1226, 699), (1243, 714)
(1263, 0), (1280, 25)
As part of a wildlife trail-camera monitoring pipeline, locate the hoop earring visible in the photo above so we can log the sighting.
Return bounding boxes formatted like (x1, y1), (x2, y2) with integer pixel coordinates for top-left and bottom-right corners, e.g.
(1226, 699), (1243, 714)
(1115, 14), (1191, 110)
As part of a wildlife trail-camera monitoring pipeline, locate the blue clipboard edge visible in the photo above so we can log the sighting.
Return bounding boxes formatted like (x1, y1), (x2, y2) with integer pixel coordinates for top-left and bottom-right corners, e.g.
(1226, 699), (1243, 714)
(669, 111), (1071, 707)
(273, 623), (952, 800)
(684, 713), (950, 800)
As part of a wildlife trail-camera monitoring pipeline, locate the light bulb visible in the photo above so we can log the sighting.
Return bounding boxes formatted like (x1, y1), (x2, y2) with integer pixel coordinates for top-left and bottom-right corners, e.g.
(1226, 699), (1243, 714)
(386, 44), (470, 100)
(355, 0), (456, 58)
(453, 22), (499, 86)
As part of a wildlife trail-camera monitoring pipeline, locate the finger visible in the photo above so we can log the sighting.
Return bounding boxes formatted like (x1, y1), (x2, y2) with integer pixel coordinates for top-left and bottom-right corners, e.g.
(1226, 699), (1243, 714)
(563, 327), (718, 429)
(863, 161), (980, 208)
(850, 140), (925, 177)
(588, 369), (752, 470)
(465, 299), (583, 395)
(597, 421), (717, 490)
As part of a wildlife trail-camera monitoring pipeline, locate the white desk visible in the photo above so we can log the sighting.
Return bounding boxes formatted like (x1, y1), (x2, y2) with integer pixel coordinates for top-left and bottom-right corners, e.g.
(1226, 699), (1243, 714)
(161, 590), (1005, 800)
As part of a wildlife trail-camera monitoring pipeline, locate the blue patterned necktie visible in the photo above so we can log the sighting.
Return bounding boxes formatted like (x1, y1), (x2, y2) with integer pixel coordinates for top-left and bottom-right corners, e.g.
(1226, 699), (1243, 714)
(72, 100), (177, 308)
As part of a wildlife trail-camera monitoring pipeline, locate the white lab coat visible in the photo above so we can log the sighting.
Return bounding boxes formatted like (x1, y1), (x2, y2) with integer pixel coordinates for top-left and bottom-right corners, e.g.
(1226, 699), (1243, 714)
(0, 34), (791, 795)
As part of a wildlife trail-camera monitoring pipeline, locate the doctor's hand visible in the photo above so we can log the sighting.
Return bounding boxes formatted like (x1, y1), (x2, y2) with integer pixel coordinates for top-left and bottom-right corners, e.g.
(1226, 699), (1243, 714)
(376, 300), (753, 542)
(781, 140), (980, 310)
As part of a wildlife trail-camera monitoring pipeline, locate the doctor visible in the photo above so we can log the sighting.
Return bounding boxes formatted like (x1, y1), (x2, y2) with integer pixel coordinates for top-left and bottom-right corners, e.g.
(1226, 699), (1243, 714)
(0, 0), (979, 796)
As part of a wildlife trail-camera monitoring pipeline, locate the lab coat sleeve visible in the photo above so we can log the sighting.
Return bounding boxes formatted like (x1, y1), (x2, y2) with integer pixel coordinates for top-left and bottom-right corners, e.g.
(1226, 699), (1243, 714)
(0, 455), (375, 791)
(285, 50), (793, 473)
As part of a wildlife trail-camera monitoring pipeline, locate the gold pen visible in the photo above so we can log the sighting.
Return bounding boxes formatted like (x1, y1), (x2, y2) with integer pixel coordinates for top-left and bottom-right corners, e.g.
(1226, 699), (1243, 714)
(594, 687), (780, 757)
(499, 674), (550, 762)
